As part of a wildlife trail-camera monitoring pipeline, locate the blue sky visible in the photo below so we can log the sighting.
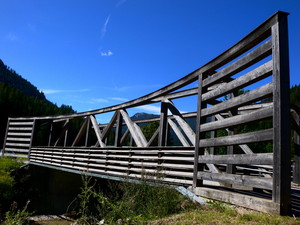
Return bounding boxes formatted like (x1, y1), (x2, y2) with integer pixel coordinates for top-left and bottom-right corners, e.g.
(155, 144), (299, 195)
(0, 0), (299, 122)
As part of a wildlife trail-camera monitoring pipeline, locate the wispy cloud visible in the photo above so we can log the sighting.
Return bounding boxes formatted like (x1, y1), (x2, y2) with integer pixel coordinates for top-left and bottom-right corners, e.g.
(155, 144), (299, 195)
(100, 50), (113, 56)
(137, 105), (161, 114)
(111, 84), (161, 92)
(90, 98), (109, 103)
(101, 15), (111, 39)
(42, 89), (89, 94)
(6, 32), (19, 41)
(110, 97), (129, 102)
(116, 0), (127, 7)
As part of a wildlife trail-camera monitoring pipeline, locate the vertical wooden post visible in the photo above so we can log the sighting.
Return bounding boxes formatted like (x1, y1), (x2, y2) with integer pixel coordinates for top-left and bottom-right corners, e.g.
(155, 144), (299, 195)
(226, 92), (238, 176)
(115, 111), (123, 147)
(85, 117), (90, 147)
(48, 121), (53, 146)
(159, 102), (168, 146)
(2, 118), (10, 157)
(193, 73), (207, 188)
(272, 12), (291, 215)
(293, 110), (300, 184)
(64, 119), (70, 147)
(210, 115), (215, 155)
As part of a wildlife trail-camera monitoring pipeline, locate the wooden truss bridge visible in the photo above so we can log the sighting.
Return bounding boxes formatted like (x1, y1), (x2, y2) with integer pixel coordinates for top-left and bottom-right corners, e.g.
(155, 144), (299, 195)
(2, 11), (300, 215)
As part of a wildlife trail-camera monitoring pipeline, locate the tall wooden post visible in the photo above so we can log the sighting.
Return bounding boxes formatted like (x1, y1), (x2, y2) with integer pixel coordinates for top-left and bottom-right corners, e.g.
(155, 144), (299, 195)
(115, 111), (123, 147)
(193, 73), (207, 188)
(293, 110), (300, 184)
(271, 12), (291, 215)
(159, 102), (168, 146)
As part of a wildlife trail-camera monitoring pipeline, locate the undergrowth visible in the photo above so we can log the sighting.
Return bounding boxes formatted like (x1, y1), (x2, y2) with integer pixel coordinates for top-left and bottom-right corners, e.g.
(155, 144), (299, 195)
(75, 174), (196, 224)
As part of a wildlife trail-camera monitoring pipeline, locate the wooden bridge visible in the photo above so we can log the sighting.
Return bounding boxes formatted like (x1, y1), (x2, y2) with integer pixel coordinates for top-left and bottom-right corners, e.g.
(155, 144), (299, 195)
(2, 11), (300, 215)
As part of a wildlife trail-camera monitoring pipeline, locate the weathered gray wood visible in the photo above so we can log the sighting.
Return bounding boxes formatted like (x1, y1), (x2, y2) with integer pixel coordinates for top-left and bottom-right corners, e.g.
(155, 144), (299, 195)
(166, 99), (195, 145)
(72, 119), (89, 146)
(199, 153), (273, 165)
(168, 118), (190, 147)
(199, 128), (273, 148)
(54, 120), (70, 147)
(90, 115), (106, 147)
(271, 12), (291, 215)
(146, 127), (159, 147)
(158, 102), (168, 146)
(120, 109), (147, 147)
(202, 39), (272, 88)
(114, 111), (123, 147)
(191, 187), (279, 214)
(194, 73), (206, 187)
(120, 129), (130, 145)
(198, 171), (273, 190)
(201, 106), (272, 132)
(201, 83), (273, 117)
(6, 137), (31, 142)
(85, 117), (91, 147)
(202, 60), (272, 102)
(101, 111), (119, 141)
(293, 110), (300, 184)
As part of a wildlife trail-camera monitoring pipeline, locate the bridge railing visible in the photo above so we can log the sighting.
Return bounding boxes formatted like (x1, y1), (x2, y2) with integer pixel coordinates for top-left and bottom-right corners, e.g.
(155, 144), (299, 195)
(2, 11), (293, 215)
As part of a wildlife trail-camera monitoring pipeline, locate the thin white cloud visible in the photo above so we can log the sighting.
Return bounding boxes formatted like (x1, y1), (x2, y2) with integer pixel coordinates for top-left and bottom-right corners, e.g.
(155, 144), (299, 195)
(137, 105), (161, 114)
(116, 0), (127, 7)
(42, 89), (89, 94)
(112, 84), (161, 92)
(90, 98), (109, 103)
(110, 97), (129, 102)
(6, 32), (19, 41)
(100, 50), (113, 56)
(101, 15), (111, 39)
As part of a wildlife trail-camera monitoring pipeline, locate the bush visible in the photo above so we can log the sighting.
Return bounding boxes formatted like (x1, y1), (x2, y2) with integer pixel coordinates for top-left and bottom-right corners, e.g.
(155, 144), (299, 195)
(75, 173), (195, 224)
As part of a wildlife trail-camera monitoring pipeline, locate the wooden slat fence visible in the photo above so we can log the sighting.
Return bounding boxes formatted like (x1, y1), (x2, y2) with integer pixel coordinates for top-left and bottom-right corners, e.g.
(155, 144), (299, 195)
(1, 11), (295, 215)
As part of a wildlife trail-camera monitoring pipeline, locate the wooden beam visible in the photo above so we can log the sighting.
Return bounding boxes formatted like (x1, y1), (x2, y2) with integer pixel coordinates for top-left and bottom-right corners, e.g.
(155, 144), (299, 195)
(72, 118), (89, 146)
(120, 109), (147, 147)
(159, 102), (168, 146)
(271, 12), (291, 215)
(168, 118), (190, 147)
(201, 83), (273, 117)
(199, 128), (273, 148)
(199, 153), (273, 165)
(90, 115), (106, 147)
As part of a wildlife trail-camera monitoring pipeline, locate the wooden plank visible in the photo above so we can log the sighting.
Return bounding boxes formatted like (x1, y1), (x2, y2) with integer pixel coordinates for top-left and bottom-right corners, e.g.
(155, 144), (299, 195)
(101, 111), (119, 141)
(271, 12), (291, 215)
(198, 171), (272, 190)
(120, 109), (147, 147)
(4, 153), (28, 158)
(9, 121), (34, 126)
(191, 187), (279, 214)
(202, 39), (272, 88)
(199, 153), (273, 165)
(202, 60), (273, 102)
(166, 99), (195, 145)
(199, 128), (273, 148)
(168, 118), (190, 147)
(292, 109), (300, 184)
(7, 132), (32, 136)
(159, 102), (168, 146)
(146, 127), (159, 147)
(90, 115), (106, 147)
(201, 83), (273, 117)
(72, 118), (89, 146)
(8, 127), (32, 131)
(5, 142), (30, 147)
(54, 119), (69, 147)
(114, 111), (123, 147)
(6, 137), (31, 142)
(4, 148), (29, 153)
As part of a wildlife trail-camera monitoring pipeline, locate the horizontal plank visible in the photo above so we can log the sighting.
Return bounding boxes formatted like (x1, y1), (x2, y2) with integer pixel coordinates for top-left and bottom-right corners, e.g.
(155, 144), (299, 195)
(7, 132), (32, 137)
(202, 39), (272, 88)
(9, 122), (34, 126)
(4, 148), (29, 153)
(202, 60), (272, 102)
(200, 106), (273, 132)
(198, 171), (272, 190)
(199, 153), (273, 165)
(199, 128), (273, 148)
(5, 142), (30, 147)
(29, 159), (193, 185)
(6, 137), (31, 142)
(191, 187), (279, 214)
(201, 83), (273, 117)
(8, 127), (32, 131)
(4, 153), (28, 158)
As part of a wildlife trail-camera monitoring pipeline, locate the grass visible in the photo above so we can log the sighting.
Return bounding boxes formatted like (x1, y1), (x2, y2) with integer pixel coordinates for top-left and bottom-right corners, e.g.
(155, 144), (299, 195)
(147, 202), (300, 225)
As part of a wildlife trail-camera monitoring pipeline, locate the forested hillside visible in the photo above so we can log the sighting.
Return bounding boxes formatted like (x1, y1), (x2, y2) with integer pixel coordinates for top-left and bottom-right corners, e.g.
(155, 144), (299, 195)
(0, 59), (76, 147)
